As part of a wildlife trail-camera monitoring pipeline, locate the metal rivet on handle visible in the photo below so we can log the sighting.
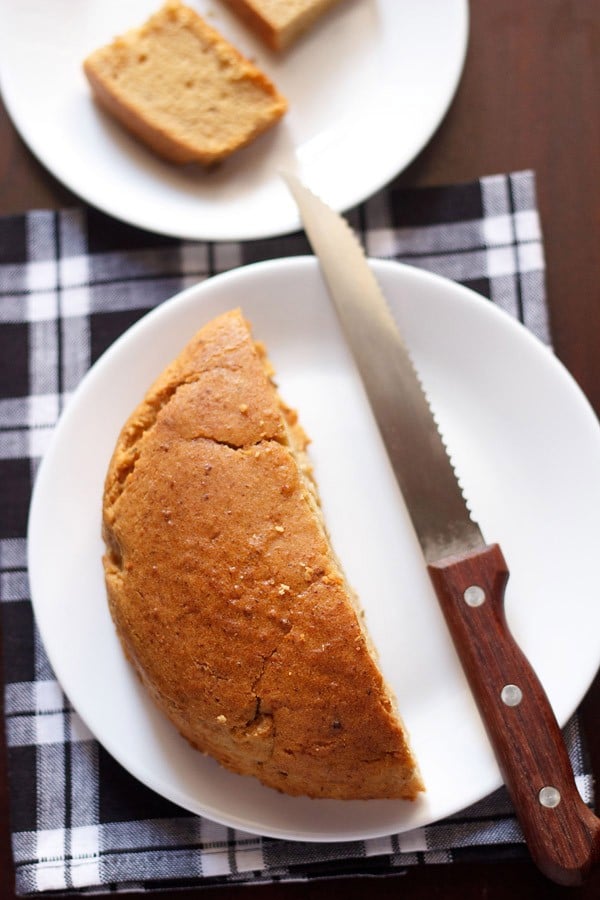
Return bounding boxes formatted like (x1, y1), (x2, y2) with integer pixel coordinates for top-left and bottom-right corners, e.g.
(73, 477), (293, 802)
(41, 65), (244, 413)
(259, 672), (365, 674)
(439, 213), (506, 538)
(501, 684), (523, 707)
(463, 585), (486, 607)
(539, 786), (561, 808)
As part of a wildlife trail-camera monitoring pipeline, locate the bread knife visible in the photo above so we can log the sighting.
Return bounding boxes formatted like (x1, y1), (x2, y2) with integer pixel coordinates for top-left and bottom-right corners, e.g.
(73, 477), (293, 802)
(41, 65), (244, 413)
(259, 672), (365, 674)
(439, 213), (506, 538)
(284, 173), (600, 886)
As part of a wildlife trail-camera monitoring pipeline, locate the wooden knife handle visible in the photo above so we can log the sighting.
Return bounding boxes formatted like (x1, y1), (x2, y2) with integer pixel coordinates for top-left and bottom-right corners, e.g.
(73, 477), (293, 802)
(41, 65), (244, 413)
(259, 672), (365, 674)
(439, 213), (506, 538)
(428, 543), (600, 886)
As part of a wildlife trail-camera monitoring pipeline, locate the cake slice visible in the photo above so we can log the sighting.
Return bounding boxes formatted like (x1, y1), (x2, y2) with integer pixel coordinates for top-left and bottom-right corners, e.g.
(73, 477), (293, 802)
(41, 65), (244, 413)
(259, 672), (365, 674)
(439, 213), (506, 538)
(221, 0), (349, 51)
(83, 1), (287, 164)
(102, 309), (424, 800)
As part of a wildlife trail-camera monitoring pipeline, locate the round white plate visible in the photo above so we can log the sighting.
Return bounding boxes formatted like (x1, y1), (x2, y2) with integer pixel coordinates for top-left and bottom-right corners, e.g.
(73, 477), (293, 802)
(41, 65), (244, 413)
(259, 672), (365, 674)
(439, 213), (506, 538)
(28, 258), (600, 842)
(0, 0), (468, 241)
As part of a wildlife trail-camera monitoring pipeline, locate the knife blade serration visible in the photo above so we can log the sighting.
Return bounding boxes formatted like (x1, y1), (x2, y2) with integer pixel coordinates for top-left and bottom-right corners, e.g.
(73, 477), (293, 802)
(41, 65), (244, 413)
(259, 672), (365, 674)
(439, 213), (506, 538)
(284, 172), (483, 563)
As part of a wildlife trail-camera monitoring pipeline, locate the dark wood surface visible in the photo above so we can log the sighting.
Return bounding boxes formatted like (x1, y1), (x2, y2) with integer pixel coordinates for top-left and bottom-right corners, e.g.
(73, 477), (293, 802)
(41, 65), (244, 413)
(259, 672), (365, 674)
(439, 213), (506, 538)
(1, 2), (599, 897)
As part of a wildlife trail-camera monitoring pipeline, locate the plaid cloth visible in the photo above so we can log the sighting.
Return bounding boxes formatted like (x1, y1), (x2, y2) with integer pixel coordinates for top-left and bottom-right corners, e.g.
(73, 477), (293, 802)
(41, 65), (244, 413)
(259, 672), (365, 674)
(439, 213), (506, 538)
(0, 171), (595, 894)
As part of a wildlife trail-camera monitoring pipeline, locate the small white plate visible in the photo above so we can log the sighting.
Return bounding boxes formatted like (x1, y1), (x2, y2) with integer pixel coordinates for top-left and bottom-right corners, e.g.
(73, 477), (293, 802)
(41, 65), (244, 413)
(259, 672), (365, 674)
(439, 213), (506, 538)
(0, 0), (468, 241)
(28, 258), (600, 842)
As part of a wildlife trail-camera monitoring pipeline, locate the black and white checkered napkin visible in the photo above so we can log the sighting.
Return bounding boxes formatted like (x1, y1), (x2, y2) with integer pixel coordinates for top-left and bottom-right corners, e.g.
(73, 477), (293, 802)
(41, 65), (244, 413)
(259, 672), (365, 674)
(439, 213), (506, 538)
(0, 171), (594, 893)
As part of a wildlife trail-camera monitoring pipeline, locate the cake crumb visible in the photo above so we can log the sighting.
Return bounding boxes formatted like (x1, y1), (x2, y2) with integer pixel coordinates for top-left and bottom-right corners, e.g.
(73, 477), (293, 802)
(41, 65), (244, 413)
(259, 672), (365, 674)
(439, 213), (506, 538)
(82, 0), (287, 165)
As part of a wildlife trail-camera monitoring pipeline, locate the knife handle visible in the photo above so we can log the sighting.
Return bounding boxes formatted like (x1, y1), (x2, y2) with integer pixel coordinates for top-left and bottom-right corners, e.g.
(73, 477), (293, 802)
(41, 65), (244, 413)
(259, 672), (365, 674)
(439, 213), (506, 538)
(427, 543), (600, 886)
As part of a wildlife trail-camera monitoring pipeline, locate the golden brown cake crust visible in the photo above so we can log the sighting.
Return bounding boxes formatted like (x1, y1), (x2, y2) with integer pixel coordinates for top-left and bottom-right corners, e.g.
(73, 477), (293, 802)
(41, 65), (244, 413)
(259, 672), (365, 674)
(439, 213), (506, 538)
(102, 309), (424, 800)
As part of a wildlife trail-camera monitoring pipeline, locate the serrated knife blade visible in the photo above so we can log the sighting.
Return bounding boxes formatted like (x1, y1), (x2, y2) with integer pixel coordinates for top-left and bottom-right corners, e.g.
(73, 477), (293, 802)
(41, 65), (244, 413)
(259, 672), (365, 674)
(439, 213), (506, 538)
(284, 173), (600, 886)
(286, 175), (483, 565)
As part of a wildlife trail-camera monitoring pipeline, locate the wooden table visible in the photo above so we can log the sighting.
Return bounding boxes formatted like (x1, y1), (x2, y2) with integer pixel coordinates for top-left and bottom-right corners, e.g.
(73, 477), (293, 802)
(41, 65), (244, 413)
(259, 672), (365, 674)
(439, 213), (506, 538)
(1, 2), (599, 897)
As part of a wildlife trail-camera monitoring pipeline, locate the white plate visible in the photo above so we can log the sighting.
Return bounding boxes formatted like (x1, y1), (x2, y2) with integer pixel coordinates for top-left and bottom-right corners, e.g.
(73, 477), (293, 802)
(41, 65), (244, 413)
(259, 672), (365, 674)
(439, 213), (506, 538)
(28, 258), (600, 842)
(0, 0), (468, 241)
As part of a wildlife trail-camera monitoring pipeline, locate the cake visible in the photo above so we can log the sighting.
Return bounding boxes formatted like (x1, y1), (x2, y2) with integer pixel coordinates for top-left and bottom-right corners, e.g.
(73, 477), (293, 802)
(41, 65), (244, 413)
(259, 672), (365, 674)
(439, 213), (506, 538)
(102, 308), (424, 800)
(221, 0), (349, 51)
(83, 1), (287, 164)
